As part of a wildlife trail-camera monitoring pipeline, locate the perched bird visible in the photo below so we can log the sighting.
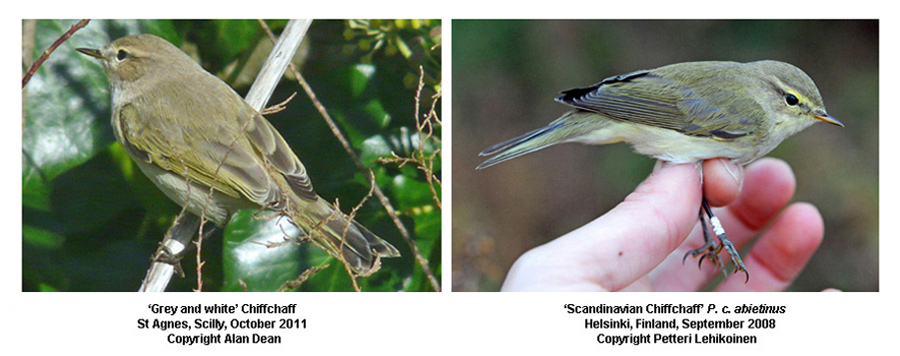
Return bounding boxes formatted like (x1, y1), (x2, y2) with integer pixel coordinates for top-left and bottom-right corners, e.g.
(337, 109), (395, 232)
(477, 60), (842, 281)
(78, 34), (399, 276)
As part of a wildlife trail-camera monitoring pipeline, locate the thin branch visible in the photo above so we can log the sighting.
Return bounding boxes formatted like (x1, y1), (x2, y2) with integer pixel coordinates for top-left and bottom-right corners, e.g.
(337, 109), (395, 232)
(339, 172), (381, 291)
(327, 199), (363, 292)
(193, 231), (205, 292)
(277, 263), (329, 292)
(260, 92), (297, 115)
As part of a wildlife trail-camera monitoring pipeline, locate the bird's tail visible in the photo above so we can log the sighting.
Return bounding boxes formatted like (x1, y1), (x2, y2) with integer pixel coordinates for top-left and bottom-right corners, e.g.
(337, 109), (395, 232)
(477, 111), (589, 169)
(297, 199), (400, 276)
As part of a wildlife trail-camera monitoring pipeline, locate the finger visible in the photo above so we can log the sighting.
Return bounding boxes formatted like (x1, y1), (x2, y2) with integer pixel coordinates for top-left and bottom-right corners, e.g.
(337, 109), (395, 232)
(502, 163), (702, 291)
(698, 158), (797, 260)
(650, 158), (796, 290)
(727, 158), (797, 231)
(716, 203), (824, 291)
(702, 158), (743, 207)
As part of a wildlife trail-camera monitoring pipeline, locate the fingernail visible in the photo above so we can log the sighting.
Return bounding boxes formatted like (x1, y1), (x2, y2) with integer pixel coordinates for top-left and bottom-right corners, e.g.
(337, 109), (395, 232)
(720, 159), (743, 188)
(652, 160), (666, 173)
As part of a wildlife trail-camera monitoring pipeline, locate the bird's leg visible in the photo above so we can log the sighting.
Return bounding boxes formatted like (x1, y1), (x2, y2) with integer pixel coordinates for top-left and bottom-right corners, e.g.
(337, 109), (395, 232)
(701, 199), (750, 282)
(699, 210), (728, 279)
(681, 160), (722, 271)
(682, 208), (720, 270)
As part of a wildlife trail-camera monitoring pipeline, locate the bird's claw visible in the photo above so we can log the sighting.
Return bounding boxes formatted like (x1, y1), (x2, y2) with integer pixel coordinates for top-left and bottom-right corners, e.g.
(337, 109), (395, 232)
(681, 199), (751, 283)
(682, 244), (714, 267)
(719, 238), (750, 282)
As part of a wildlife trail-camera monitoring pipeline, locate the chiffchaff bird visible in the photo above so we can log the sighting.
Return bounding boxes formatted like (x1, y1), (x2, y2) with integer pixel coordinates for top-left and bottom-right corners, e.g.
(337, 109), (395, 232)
(477, 60), (843, 281)
(78, 34), (399, 276)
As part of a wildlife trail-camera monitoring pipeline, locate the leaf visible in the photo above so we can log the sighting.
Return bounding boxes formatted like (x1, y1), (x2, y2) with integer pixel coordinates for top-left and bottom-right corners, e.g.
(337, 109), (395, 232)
(359, 135), (393, 167)
(139, 20), (181, 44)
(214, 20), (261, 59)
(22, 225), (65, 249)
(349, 64), (375, 97)
(391, 174), (440, 249)
(46, 152), (140, 235)
(222, 210), (303, 292)
(392, 174), (434, 210)
(363, 99), (392, 128)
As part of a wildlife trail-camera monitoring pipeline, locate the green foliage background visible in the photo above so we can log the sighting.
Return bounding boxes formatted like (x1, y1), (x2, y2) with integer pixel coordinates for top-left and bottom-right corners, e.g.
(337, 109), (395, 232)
(22, 19), (441, 292)
(452, 20), (877, 292)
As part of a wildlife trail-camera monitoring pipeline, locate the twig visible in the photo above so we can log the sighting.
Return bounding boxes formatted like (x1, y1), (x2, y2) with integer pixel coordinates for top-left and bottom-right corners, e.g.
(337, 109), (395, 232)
(260, 92), (297, 115)
(329, 199), (363, 292)
(195, 109), (257, 292)
(259, 21), (441, 291)
(22, 19), (90, 88)
(339, 172), (381, 291)
(377, 67), (442, 207)
(412, 66), (442, 210)
(277, 263), (329, 292)
(193, 226), (206, 292)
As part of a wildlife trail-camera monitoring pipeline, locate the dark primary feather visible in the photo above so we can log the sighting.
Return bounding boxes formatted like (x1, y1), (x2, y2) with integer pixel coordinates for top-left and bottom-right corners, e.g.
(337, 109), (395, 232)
(556, 69), (652, 103)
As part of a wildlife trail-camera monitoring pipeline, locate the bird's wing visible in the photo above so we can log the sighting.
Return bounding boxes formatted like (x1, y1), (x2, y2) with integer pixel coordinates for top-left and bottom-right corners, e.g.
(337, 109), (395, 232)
(243, 112), (318, 202)
(555, 70), (761, 140)
(115, 101), (278, 205)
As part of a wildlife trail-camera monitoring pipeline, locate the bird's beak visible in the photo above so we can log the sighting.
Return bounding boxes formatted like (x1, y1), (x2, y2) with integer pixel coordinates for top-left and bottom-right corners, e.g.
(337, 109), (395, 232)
(813, 110), (844, 127)
(76, 47), (103, 60)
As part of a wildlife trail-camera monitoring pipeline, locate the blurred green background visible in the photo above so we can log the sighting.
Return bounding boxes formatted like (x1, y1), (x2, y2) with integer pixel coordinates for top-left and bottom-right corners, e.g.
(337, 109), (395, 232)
(22, 19), (441, 291)
(452, 20), (877, 291)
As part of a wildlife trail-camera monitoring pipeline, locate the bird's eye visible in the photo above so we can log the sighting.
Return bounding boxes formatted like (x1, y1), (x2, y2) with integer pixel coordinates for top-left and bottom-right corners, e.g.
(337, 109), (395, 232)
(116, 49), (129, 61)
(784, 93), (799, 106)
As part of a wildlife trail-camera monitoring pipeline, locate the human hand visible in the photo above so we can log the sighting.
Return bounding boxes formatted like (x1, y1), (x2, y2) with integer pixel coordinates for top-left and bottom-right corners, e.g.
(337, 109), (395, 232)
(500, 158), (824, 291)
